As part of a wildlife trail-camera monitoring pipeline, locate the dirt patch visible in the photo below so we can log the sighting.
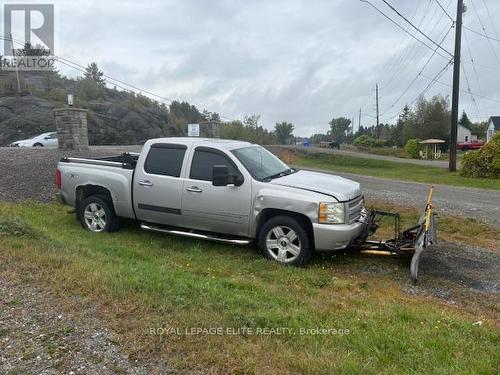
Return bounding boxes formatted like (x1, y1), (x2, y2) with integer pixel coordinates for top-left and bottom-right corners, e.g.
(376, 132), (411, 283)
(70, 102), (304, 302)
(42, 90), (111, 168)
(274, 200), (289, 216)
(315, 240), (500, 318)
(0, 271), (141, 374)
(0, 269), (178, 375)
(416, 242), (500, 300)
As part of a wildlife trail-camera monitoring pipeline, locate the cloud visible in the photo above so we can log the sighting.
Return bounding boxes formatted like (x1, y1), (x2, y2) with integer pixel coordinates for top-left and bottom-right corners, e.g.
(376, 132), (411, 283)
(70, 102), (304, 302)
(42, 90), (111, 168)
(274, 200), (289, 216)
(48, 0), (500, 134)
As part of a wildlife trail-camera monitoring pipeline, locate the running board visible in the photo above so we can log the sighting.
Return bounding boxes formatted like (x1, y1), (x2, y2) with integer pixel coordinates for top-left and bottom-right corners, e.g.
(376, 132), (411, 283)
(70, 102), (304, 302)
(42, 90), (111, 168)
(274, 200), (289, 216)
(140, 223), (252, 245)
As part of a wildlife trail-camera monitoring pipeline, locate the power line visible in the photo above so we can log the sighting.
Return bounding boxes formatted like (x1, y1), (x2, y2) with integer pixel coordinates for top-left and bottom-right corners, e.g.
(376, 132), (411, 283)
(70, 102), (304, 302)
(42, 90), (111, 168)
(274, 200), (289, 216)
(359, 0), (451, 60)
(460, 62), (481, 120)
(56, 56), (176, 103)
(377, 0), (428, 88)
(379, 0), (454, 57)
(468, 0), (500, 65)
(417, 60), (453, 101)
(480, 0), (500, 41)
(1, 35), (236, 121)
(55, 56), (236, 122)
(381, 0), (445, 94)
(463, 29), (486, 117)
(470, 61), (500, 73)
(360, 0), (447, 118)
(463, 25), (500, 43)
(433, 0), (454, 22)
(380, 24), (453, 116)
(382, 59), (453, 122)
(420, 73), (500, 103)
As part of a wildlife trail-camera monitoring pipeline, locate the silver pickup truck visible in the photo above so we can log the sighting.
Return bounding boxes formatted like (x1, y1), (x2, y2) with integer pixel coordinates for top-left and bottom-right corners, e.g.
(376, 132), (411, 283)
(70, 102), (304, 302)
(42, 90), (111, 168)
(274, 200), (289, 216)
(56, 138), (369, 265)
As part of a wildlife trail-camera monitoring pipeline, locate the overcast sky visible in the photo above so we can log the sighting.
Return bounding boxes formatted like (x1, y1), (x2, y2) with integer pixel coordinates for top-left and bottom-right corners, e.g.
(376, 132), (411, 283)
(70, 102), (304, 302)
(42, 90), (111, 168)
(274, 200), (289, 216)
(4, 0), (500, 136)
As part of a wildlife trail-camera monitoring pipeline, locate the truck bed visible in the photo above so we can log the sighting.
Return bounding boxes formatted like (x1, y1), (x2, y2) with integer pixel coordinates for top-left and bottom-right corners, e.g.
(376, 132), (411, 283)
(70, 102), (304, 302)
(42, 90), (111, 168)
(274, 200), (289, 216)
(57, 152), (140, 219)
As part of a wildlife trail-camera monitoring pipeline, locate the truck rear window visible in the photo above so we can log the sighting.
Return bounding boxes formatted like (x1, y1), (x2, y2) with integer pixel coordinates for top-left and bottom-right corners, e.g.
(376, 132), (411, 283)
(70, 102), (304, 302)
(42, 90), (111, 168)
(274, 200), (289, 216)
(144, 146), (186, 177)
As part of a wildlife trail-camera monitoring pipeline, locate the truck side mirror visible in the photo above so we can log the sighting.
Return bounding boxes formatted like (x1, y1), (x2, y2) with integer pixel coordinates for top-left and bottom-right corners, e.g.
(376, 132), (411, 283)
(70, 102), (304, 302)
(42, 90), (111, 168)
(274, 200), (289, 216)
(212, 165), (229, 186)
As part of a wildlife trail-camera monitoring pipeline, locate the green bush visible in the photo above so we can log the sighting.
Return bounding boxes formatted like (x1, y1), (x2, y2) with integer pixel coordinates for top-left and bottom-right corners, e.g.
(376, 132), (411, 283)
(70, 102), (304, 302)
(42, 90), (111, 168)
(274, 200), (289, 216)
(404, 139), (422, 159)
(461, 133), (500, 179)
(353, 135), (386, 148)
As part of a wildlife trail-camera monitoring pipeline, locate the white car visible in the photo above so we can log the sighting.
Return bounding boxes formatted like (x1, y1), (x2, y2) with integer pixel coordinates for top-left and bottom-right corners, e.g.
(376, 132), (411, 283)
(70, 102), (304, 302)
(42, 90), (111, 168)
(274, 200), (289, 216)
(10, 132), (58, 148)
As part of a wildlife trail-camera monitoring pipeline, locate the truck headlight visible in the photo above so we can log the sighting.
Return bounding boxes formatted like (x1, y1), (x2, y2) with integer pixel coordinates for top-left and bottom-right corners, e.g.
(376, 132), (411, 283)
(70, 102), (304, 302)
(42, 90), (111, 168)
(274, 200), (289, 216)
(319, 202), (345, 224)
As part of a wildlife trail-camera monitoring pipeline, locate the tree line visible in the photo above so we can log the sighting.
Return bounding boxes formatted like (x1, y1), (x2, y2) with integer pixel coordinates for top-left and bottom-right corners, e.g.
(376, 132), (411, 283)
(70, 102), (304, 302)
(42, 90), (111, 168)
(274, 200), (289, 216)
(308, 95), (489, 151)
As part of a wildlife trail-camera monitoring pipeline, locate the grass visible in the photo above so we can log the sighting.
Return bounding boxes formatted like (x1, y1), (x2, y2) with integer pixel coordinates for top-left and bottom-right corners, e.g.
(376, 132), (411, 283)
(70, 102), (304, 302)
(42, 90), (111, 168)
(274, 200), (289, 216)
(284, 150), (500, 190)
(0, 202), (499, 374)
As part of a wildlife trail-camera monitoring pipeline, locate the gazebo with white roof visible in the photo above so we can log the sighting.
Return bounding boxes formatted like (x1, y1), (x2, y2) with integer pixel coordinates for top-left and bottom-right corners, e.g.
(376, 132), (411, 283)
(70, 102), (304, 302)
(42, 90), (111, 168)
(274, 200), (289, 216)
(419, 139), (445, 159)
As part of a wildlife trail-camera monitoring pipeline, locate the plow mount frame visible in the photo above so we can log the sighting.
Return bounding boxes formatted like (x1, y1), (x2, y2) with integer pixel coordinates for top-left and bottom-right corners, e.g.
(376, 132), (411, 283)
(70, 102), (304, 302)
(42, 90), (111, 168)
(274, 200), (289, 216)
(357, 187), (437, 283)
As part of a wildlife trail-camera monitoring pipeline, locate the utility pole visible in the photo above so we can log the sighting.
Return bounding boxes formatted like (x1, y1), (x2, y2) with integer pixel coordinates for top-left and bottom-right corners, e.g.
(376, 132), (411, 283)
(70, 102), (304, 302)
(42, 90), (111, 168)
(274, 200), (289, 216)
(375, 83), (380, 138)
(358, 108), (362, 133)
(9, 33), (21, 95)
(449, 0), (464, 172)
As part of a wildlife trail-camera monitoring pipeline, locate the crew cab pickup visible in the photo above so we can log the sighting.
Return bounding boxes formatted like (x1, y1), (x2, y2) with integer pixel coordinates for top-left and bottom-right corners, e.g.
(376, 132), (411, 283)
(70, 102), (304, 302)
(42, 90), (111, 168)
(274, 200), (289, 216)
(56, 138), (368, 265)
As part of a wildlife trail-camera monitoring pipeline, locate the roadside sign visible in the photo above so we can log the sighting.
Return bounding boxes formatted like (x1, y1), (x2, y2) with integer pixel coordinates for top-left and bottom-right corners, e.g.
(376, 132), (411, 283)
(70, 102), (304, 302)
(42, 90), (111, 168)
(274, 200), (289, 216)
(188, 123), (200, 137)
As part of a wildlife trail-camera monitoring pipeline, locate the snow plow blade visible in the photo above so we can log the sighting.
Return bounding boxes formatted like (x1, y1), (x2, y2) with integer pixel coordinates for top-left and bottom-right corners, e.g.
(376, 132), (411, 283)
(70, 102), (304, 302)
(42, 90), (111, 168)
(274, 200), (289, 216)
(410, 187), (437, 282)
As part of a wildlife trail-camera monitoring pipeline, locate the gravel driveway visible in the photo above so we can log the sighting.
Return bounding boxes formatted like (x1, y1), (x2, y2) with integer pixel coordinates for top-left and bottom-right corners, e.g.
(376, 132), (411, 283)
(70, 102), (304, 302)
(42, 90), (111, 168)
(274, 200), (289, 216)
(0, 147), (141, 202)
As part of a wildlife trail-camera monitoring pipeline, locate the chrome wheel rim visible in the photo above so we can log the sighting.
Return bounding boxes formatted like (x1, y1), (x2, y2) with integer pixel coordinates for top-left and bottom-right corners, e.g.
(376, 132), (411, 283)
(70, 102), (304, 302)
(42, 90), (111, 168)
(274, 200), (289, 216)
(83, 203), (106, 232)
(265, 226), (301, 263)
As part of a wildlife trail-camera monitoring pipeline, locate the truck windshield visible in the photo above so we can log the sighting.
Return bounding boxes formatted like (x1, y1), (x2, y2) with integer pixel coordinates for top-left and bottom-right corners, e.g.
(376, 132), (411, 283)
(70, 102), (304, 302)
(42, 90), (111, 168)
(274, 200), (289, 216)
(232, 146), (294, 181)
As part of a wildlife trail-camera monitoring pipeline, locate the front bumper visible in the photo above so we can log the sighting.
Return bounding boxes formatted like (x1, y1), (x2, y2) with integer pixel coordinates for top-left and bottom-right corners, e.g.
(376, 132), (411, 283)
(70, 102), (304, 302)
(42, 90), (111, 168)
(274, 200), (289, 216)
(313, 207), (370, 251)
(313, 220), (367, 251)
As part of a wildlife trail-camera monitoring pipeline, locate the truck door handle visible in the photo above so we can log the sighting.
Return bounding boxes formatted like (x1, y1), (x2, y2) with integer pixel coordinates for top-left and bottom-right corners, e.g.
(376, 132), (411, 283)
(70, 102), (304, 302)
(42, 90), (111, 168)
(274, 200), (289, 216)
(138, 180), (153, 187)
(186, 186), (203, 193)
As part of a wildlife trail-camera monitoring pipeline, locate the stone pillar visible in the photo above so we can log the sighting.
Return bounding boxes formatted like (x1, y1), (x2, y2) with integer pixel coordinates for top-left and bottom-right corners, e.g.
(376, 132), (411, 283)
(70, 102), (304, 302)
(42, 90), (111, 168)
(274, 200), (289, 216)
(54, 108), (89, 150)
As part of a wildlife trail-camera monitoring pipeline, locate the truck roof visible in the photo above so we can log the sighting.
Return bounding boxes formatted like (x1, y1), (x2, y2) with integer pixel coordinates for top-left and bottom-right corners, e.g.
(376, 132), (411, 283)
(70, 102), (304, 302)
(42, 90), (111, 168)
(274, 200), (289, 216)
(146, 137), (255, 150)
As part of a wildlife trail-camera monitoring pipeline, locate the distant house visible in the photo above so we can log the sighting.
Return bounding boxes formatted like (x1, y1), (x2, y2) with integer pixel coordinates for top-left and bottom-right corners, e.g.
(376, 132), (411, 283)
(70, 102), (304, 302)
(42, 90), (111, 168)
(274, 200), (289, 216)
(457, 124), (477, 143)
(487, 116), (500, 142)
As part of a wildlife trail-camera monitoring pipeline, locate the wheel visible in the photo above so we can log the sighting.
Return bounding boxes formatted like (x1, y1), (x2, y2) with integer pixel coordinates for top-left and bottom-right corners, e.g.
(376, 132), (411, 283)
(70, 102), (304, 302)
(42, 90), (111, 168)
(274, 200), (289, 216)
(78, 195), (118, 233)
(462, 146), (468, 151)
(33, 143), (44, 147)
(258, 216), (312, 266)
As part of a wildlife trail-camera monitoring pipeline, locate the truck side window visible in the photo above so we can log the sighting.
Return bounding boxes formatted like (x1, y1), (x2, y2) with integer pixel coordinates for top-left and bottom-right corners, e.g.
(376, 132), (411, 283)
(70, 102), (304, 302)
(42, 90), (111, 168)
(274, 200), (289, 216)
(190, 149), (238, 181)
(144, 145), (186, 177)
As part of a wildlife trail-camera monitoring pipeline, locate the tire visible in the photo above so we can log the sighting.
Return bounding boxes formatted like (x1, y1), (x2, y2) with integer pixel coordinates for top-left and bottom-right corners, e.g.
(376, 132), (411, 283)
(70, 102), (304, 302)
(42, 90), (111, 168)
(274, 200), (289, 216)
(258, 215), (312, 266)
(33, 143), (44, 147)
(78, 195), (118, 233)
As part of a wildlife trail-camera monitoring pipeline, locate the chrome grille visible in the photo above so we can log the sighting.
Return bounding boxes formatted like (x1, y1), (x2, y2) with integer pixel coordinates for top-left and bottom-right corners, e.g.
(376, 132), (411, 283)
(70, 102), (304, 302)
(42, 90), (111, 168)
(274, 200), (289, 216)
(347, 195), (363, 224)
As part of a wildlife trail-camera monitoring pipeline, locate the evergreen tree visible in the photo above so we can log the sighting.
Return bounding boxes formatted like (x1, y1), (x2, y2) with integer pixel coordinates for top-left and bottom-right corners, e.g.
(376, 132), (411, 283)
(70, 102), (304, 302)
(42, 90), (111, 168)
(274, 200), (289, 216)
(458, 111), (473, 130)
(84, 62), (106, 87)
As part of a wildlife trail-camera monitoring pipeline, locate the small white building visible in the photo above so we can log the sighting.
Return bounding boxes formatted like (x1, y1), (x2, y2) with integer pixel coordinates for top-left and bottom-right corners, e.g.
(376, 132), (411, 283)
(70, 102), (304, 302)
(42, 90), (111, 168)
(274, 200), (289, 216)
(457, 124), (477, 143)
(487, 116), (500, 142)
